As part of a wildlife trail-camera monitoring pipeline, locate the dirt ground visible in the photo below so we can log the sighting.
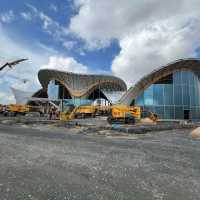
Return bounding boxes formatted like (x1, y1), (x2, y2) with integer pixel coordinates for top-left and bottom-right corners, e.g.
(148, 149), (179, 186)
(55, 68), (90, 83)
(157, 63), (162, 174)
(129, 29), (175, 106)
(0, 124), (200, 200)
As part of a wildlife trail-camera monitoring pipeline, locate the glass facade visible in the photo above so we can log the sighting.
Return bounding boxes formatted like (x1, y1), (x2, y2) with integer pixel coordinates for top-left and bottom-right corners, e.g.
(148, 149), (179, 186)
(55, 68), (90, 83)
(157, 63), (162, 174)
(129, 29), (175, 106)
(48, 80), (71, 100)
(135, 71), (200, 120)
(48, 80), (93, 106)
(48, 80), (59, 100)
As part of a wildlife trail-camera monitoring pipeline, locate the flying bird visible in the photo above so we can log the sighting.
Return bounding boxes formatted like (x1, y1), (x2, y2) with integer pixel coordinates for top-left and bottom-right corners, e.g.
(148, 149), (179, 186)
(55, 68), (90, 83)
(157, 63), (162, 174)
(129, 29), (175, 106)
(0, 58), (28, 71)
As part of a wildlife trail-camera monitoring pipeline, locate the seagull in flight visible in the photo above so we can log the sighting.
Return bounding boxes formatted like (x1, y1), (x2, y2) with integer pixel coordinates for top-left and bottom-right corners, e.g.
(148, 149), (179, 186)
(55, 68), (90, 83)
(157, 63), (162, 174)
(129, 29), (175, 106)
(0, 59), (28, 71)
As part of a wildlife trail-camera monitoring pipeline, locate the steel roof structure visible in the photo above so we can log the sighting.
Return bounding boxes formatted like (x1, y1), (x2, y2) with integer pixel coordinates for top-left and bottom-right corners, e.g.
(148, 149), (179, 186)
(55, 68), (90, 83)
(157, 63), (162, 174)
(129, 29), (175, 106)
(38, 69), (127, 98)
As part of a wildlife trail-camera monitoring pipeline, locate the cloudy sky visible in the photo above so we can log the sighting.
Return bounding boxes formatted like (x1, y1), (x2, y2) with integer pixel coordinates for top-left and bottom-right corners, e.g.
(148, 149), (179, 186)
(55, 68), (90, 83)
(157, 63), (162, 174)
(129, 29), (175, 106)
(0, 0), (200, 104)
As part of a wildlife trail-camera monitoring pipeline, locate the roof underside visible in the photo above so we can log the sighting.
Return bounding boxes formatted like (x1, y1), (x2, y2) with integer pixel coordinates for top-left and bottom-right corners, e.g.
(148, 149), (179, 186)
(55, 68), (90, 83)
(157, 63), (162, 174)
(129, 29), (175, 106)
(38, 69), (127, 98)
(119, 58), (200, 105)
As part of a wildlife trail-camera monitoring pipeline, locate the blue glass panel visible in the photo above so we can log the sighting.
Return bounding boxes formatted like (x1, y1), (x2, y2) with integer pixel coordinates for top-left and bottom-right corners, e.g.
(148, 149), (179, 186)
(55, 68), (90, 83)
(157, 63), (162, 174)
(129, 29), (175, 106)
(173, 72), (181, 85)
(190, 86), (195, 106)
(196, 107), (200, 119)
(194, 73), (199, 84)
(48, 80), (59, 100)
(154, 106), (164, 119)
(135, 92), (144, 106)
(197, 85), (200, 106)
(191, 107), (197, 119)
(182, 85), (190, 106)
(194, 86), (199, 106)
(164, 84), (173, 105)
(153, 84), (164, 105)
(188, 72), (194, 85)
(181, 71), (189, 85)
(174, 106), (183, 119)
(63, 99), (93, 106)
(144, 106), (154, 114)
(174, 85), (182, 105)
(184, 106), (190, 110)
(164, 106), (174, 119)
(144, 85), (153, 106)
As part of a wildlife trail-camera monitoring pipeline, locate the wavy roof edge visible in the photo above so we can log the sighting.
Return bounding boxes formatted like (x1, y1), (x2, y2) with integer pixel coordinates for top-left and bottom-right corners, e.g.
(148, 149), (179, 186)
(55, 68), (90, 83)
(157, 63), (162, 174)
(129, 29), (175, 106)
(38, 68), (127, 97)
(39, 68), (125, 81)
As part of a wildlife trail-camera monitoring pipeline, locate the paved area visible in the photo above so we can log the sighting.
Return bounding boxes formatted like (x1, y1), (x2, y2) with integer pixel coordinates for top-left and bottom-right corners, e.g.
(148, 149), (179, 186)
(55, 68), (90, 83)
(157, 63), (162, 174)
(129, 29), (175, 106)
(0, 124), (200, 200)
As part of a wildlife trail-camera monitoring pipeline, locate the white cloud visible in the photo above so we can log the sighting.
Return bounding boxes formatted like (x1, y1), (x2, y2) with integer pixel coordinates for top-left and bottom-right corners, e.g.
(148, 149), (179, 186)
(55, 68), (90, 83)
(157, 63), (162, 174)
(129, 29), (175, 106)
(39, 12), (53, 30)
(0, 10), (14, 24)
(0, 25), (49, 104)
(26, 4), (68, 41)
(112, 19), (200, 86)
(41, 56), (88, 74)
(20, 12), (32, 21)
(63, 40), (77, 50)
(21, 4), (75, 53)
(70, 0), (199, 47)
(50, 4), (58, 12)
(0, 23), (90, 104)
(36, 42), (58, 54)
(69, 0), (200, 86)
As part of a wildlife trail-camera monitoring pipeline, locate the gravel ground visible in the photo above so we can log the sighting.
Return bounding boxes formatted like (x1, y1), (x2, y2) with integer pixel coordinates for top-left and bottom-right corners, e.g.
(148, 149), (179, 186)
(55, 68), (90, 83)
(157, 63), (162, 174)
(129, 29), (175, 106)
(0, 124), (200, 200)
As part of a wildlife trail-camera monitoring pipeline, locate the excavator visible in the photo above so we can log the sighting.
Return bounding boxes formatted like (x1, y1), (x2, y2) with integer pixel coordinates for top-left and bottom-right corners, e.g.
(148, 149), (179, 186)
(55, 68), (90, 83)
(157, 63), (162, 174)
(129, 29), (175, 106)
(60, 104), (97, 121)
(59, 103), (158, 125)
(107, 104), (158, 124)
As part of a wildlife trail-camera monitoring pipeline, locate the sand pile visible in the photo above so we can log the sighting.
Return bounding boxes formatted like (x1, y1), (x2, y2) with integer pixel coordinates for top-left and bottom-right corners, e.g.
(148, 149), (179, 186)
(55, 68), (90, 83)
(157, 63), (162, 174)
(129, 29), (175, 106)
(140, 118), (156, 124)
(190, 127), (200, 138)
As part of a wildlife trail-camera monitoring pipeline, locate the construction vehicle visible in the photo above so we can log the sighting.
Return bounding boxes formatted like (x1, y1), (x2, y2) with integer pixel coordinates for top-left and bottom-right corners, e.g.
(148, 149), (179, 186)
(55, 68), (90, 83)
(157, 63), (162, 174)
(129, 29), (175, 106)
(7, 104), (32, 116)
(60, 104), (97, 121)
(95, 105), (111, 116)
(74, 105), (97, 118)
(107, 105), (141, 124)
(107, 105), (157, 124)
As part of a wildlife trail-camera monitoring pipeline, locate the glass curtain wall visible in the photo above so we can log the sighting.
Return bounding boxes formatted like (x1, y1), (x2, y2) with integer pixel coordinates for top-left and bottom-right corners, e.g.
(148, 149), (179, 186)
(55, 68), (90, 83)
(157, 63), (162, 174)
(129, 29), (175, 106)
(48, 80), (59, 100)
(48, 80), (93, 106)
(135, 71), (200, 120)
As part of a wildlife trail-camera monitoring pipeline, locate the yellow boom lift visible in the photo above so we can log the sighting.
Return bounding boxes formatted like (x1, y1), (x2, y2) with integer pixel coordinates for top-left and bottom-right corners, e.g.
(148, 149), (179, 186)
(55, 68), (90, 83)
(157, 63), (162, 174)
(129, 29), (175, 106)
(107, 104), (158, 124)
(59, 104), (158, 124)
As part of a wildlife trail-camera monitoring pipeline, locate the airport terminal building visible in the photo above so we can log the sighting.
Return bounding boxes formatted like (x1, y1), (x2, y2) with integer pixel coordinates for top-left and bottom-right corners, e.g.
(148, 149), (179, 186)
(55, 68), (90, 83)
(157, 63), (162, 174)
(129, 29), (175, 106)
(35, 69), (127, 106)
(120, 59), (200, 120)
(12, 58), (200, 120)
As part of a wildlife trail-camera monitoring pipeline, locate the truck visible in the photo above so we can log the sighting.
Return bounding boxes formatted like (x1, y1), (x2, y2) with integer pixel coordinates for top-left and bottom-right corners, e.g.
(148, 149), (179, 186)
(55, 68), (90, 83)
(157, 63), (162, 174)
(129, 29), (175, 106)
(7, 104), (32, 116)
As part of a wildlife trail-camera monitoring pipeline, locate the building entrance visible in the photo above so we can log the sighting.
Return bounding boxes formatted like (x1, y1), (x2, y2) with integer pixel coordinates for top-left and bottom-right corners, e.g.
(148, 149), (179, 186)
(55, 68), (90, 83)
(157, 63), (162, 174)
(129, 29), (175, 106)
(184, 110), (190, 120)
